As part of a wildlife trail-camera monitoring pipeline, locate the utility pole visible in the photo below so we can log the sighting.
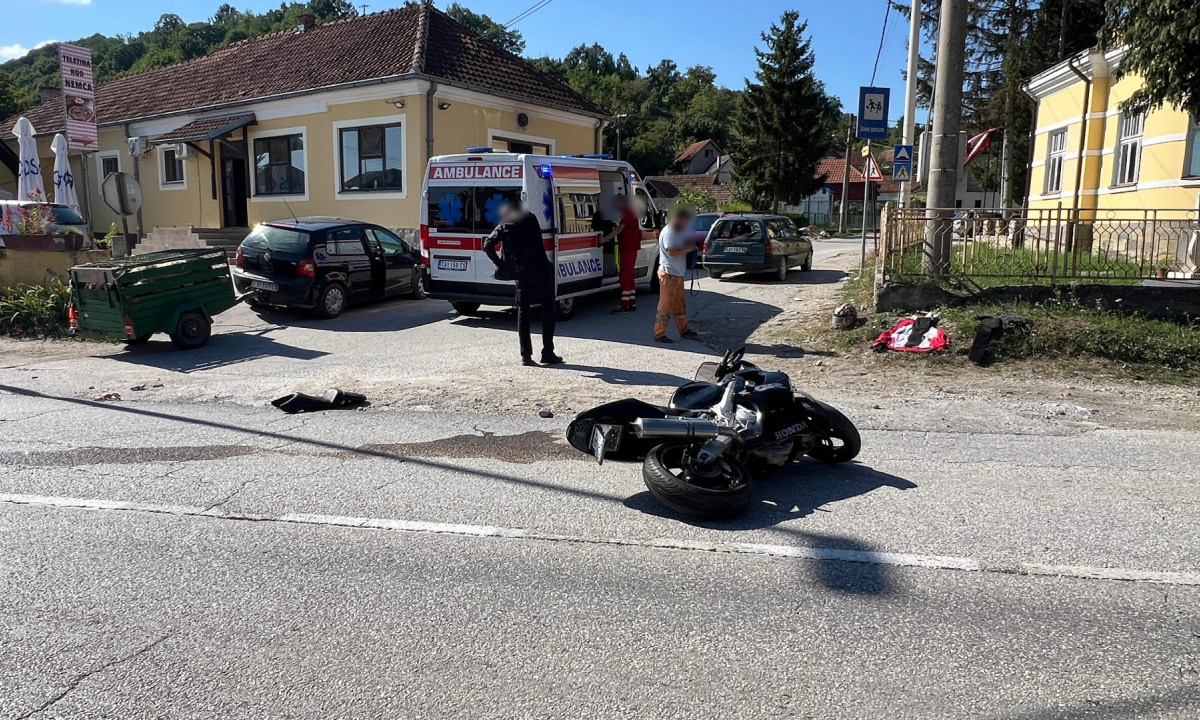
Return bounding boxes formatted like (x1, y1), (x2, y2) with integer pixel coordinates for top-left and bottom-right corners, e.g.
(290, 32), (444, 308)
(900, 0), (922, 209)
(923, 0), (968, 275)
(839, 114), (853, 233)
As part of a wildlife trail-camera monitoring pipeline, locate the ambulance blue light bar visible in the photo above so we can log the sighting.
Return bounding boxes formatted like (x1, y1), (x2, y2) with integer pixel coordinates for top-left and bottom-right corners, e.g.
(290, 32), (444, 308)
(536, 164), (553, 178)
(466, 147), (494, 153)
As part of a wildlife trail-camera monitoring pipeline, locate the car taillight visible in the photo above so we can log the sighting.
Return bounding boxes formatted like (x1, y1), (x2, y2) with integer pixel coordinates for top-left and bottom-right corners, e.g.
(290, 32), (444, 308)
(297, 258), (316, 278)
(67, 304), (78, 331)
(763, 241), (773, 257)
(123, 313), (134, 336)
(235, 246), (244, 267)
(419, 225), (430, 265)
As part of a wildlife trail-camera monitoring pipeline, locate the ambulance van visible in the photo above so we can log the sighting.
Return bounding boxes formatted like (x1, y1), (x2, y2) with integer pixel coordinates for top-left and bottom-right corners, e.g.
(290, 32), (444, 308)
(419, 150), (663, 319)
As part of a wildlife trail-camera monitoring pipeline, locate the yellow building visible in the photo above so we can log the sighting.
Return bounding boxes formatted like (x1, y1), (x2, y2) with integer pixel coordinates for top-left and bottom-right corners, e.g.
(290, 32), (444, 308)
(1025, 47), (1200, 213)
(1, 4), (608, 249)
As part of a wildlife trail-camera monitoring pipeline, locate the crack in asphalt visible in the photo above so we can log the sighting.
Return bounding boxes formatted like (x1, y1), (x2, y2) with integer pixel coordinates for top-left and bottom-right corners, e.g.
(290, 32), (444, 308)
(15, 633), (172, 720)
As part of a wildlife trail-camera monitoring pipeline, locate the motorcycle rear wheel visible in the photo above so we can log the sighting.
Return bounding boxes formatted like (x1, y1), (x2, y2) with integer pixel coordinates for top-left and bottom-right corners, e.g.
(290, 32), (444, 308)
(805, 400), (861, 464)
(642, 442), (752, 520)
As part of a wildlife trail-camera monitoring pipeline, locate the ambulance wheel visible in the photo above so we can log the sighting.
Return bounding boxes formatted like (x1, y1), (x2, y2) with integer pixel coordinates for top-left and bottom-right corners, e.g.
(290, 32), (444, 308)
(450, 301), (480, 316)
(709, 270), (724, 279)
(555, 297), (577, 321)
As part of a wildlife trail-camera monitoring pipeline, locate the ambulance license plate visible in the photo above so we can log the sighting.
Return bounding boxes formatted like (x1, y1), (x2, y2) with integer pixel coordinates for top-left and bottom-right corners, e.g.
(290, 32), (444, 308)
(437, 259), (469, 271)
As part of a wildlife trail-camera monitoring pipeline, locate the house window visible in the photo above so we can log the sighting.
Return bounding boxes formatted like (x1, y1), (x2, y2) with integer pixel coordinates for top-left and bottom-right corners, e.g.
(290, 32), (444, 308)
(162, 148), (184, 185)
(1044, 128), (1067, 193)
(1185, 117), (1200, 178)
(339, 123), (403, 192)
(1113, 108), (1145, 186)
(101, 155), (120, 179)
(254, 134), (305, 195)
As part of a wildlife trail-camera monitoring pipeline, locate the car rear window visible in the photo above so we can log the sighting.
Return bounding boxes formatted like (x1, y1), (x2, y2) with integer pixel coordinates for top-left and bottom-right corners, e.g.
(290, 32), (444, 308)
(242, 224), (311, 252)
(711, 219), (762, 240)
(689, 214), (718, 232)
(49, 206), (85, 225)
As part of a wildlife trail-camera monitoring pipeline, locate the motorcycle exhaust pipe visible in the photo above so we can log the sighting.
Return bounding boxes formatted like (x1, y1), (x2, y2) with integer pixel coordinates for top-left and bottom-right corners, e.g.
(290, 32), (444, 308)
(631, 417), (721, 440)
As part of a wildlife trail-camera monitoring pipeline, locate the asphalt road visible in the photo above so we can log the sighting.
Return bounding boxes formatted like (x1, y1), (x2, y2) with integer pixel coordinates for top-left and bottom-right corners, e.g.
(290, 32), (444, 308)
(3, 236), (1200, 718)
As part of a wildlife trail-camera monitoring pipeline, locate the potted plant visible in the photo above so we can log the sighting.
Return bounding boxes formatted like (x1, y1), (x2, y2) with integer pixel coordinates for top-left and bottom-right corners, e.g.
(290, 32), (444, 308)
(2, 192), (55, 250)
(1155, 259), (1174, 279)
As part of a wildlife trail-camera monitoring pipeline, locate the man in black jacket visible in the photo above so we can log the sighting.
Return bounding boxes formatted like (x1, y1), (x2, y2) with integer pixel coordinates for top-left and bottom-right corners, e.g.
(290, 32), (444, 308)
(484, 201), (563, 366)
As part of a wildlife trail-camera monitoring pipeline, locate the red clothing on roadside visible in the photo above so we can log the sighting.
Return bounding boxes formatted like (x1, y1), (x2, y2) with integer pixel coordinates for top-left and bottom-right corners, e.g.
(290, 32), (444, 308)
(617, 208), (641, 309)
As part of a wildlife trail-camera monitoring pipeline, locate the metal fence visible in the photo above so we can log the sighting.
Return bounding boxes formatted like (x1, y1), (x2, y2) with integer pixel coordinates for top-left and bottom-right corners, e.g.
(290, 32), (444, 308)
(880, 206), (1200, 286)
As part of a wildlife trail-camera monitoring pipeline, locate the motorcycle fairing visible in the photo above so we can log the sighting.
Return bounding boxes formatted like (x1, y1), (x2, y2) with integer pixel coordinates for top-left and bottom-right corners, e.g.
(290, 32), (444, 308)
(566, 398), (669, 462)
(668, 381), (724, 411)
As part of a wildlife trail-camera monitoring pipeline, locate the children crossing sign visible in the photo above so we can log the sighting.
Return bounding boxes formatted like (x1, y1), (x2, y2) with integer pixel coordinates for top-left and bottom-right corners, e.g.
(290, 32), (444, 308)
(856, 86), (890, 138)
(892, 144), (913, 183)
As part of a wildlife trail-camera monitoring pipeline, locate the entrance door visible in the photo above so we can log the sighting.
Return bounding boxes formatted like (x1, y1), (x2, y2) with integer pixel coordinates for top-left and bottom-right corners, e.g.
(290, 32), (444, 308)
(221, 156), (248, 228)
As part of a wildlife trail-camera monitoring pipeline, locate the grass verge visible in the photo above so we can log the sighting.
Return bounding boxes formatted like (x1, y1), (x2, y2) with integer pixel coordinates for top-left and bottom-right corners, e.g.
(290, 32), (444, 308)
(805, 264), (1200, 383)
(0, 279), (72, 338)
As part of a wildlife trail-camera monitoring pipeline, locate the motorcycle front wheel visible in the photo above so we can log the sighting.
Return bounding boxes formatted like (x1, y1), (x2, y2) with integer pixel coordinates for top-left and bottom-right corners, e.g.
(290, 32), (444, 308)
(642, 442), (752, 520)
(805, 400), (861, 464)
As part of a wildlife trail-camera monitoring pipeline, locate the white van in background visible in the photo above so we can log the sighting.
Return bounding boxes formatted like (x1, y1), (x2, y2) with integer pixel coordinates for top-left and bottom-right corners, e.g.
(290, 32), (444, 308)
(419, 150), (662, 319)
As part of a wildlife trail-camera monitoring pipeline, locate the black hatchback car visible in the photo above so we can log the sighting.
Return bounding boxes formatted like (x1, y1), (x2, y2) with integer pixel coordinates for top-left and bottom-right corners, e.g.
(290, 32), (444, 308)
(232, 217), (425, 319)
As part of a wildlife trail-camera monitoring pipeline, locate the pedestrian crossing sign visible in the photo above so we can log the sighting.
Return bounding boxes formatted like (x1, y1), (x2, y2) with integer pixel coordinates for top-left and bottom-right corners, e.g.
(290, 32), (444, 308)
(893, 164), (911, 182)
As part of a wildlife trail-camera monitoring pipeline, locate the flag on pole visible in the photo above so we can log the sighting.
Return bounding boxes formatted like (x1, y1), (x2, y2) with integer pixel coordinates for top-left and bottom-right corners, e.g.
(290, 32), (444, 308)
(965, 127), (1002, 164)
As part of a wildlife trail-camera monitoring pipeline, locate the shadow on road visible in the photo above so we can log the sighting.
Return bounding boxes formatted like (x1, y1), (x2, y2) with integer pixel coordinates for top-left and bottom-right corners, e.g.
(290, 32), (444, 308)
(713, 268), (848, 286)
(547, 363), (690, 388)
(988, 683), (1200, 719)
(109, 329), (329, 373)
(246, 296), (450, 333)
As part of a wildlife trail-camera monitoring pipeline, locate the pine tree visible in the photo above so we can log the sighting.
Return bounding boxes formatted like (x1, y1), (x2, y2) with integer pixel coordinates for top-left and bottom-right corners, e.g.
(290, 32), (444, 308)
(733, 12), (841, 210)
(1104, 0), (1200, 117)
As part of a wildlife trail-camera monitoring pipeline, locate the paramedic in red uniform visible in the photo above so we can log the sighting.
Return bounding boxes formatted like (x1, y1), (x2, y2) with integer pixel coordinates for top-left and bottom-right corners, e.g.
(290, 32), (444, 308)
(611, 194), (642, 314)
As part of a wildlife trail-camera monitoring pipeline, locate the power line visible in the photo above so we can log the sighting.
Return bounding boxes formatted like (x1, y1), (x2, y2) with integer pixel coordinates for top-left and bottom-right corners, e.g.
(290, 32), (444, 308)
(504, 0), (555, 27)
(870, 0), (892, 85)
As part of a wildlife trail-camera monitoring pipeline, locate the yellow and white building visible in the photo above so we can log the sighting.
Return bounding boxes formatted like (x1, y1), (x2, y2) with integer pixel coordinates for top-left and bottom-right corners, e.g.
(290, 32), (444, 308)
(1, 4), (608, 248)
(1025, 47), (1200, 213)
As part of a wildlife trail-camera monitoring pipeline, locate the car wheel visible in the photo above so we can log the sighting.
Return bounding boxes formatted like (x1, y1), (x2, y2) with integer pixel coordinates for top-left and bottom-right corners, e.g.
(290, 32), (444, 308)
(169, 311), (211, 350)
(411, 270), (429, 300)
(314, 283), (347, 319)
(801, 252), (813, 272)
(450, 301), (481, 316)
(555, 297), (577, 321)
(775, 257), (789, 281)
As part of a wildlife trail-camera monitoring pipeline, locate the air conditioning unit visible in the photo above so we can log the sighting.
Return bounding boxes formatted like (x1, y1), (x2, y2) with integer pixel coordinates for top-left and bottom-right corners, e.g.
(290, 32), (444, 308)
(173, 143), (190, 159)
(126, 136), (150, 156)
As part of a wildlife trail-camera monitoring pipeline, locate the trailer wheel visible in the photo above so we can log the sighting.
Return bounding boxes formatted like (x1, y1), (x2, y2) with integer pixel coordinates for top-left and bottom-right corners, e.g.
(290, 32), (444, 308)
(170, 311), (211, 350)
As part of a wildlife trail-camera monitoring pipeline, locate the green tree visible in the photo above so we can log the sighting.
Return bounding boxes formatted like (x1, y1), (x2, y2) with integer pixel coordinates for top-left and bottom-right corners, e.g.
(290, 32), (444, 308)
(0, 72), (20, 121)
(734, 12), (840, 210)
(445, 2), (525, 54)
(1104, 0), (1200, 117)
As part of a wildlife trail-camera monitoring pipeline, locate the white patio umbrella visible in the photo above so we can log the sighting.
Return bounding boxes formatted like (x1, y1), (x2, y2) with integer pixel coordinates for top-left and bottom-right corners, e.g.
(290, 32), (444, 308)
(14, 117), (45, 201)
(50, 133), (79, 213)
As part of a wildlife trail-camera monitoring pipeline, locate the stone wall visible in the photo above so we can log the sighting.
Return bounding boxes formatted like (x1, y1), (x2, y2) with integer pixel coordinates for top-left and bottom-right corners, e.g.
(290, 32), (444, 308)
(877, 281), (1200, 319)
(0, 249), (112, 288)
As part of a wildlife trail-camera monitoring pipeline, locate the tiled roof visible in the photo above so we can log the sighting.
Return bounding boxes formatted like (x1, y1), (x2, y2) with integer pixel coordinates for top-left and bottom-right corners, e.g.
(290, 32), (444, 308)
(674, 139), (717, 164)
(152, 114), (256, 143)
(645, 173), (733, 205)
(816, 157), (863, 185)
(3, 3), (605, 139)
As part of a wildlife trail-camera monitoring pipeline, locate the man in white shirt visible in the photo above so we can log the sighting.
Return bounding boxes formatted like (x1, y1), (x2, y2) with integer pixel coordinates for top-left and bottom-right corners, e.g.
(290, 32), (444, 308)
(654, 206), (700, 343)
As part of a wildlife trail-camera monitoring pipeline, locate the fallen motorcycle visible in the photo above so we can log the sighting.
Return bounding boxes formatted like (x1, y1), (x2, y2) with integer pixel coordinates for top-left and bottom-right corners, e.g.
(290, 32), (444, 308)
(566, 348), (861, 520)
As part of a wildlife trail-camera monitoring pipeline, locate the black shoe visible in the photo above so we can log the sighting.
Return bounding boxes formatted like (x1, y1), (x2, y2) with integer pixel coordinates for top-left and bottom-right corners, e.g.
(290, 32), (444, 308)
(541, 352), (564, 365)
(653, 335), (673, 344)
(521, 356), (537, 367)
(680, 329), (700, 340)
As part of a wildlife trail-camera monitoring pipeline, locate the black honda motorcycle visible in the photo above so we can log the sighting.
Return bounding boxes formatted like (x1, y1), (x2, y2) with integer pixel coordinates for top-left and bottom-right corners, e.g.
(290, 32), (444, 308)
(566, 348), (861, 520)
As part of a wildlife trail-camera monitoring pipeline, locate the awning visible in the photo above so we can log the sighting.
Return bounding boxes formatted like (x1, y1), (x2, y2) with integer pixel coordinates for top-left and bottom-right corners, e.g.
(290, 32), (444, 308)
(151, 113), (256, 145)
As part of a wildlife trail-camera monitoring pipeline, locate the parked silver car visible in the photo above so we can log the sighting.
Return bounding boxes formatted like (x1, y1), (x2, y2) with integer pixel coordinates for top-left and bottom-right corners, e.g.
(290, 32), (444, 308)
(0, 200), (92, 248)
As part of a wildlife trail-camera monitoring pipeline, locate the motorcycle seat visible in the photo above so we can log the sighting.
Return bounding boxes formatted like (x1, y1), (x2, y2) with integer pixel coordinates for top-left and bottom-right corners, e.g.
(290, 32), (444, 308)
(669, 381), (724, 410)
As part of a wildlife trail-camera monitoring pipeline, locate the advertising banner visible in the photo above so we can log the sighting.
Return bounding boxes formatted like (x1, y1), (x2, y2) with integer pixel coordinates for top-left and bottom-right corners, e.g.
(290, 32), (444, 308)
(59, 44), (98, 151)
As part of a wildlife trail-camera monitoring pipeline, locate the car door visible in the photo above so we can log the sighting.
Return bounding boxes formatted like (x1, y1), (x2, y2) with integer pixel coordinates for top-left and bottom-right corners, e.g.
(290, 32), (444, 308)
(367, 227), (417, 296)
(325, 226), (374, 298)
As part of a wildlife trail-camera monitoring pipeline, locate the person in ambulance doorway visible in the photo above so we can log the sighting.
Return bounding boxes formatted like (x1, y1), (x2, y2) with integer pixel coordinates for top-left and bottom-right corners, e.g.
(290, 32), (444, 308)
(610, 194), (643, 314)
(484, 200), (564, 367)
(654, 206), (702, 344)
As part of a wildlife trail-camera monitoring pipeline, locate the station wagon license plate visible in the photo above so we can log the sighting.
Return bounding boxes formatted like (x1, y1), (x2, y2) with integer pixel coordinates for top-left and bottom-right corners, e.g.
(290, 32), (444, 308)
(724, 246), (748, 254)
(437, 259), (469, 271)
(251, 279), (278, 292)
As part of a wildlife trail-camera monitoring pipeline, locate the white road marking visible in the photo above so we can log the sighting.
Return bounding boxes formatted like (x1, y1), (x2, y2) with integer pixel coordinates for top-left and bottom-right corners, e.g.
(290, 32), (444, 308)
(3, 492), (1200, 587)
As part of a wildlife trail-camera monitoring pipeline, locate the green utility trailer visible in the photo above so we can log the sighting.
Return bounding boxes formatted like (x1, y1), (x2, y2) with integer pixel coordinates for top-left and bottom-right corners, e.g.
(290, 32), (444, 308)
(69, 249), (241, 349)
